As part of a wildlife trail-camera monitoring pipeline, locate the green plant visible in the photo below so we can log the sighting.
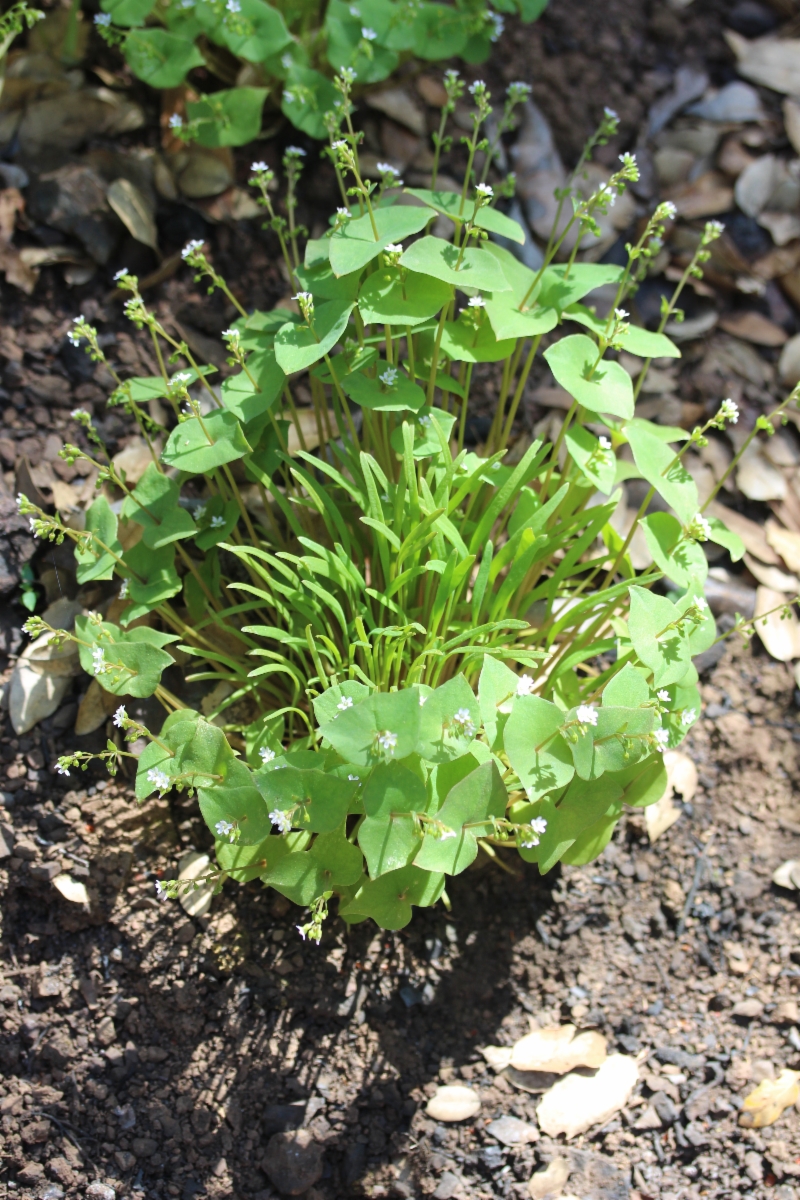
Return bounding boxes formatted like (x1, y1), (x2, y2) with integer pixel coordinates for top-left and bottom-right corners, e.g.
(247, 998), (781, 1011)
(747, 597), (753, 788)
(92, 0), (547, 142)
(19, 74), (799, 936)
(0, 0), (44, 98)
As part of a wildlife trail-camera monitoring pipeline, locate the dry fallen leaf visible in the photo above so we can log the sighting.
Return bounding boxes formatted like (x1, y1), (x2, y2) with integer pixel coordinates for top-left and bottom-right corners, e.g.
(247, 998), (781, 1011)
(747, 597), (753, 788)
(753, 586), (800, 662)
(536, 1054), (639, 1139)
(719, 311), (787, 346)
(743, 553), (799, 594)
(766, 521), (800, 573)
(708, 501), (780, 565)
(739, 1069), (800, 1128)
(178, 850), (214, 918)
(528, 1156), (570, 1200)
(736, 443), (787, 502)
(53, 873), (90, 905)
(286, 409), (337, 455)
(726, 31), (800, 96)
(646, 749), (697, 842)
(113, 437), (157, 486)
(772, 859), (800, 890)
(509, 1026), (607, 1075)
(75, 679), (119, 736)
(107, 177), (159, 252)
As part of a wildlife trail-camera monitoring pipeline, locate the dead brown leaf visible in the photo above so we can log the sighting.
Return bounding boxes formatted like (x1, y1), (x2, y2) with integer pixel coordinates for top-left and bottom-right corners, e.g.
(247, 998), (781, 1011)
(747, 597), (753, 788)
(739, 1069), (800, 1128)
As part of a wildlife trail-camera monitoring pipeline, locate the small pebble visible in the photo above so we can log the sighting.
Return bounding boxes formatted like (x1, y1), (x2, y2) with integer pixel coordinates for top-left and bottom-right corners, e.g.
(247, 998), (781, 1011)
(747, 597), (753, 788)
(425, 1085), (480, 1122)
(85, 1185), (116, 1200)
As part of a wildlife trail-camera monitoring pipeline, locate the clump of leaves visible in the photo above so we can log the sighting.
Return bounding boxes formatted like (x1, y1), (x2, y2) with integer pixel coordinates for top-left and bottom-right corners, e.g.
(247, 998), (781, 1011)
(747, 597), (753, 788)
(92, 0), (546, 143)
(20, 72), (799, 936)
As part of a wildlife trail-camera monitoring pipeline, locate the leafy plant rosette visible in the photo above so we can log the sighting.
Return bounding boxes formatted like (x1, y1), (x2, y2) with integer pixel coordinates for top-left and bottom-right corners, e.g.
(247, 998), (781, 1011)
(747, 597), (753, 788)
(19, 74), (800, 939)
(92, 0), (547, 143)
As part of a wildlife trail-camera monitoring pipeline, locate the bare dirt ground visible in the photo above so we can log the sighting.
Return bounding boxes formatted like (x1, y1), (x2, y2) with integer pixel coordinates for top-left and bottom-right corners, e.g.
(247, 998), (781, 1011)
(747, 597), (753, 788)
(4, 1), (800, 1199)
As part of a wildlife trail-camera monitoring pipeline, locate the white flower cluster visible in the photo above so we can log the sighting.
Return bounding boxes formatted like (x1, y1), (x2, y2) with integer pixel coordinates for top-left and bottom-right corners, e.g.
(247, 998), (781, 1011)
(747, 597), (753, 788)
(575, 704), (598, 727)
(521, 815), (548, 849)
(516, 674), (535, 696)
(270, 809), (292, 833)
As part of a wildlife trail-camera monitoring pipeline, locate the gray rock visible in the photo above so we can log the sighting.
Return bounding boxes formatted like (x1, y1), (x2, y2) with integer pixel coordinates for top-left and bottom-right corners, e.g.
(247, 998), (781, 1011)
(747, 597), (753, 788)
(651, 1091), (679, 1126)
(0, 823), (14, 859)
(732, 869), (764, 900)
(263, 1130), (323, 1196)
(433, 1171), (460, 1200)
(566, 1149), (629, 1200)
(485, 1114), (538, 1146)
(655, 1046), (705, 1071)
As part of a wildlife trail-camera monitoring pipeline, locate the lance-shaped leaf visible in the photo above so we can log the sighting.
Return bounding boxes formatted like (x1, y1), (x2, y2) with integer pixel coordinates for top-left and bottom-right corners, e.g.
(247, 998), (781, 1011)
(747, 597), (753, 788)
(416, 674), (481, 763)
(504, 694), (575, 801)
(399, 236), (512, 293)
(121, 462), (197, 548)
(264, 826), (363, 903)
(544, 334), (634, 419)
(358, 762), (426, 878)
(319, 687), (421, 767)
(255, 765), (357, 833)
(414, 759), (507, 875)
(162, 409), (251, 475)
(329, 207), (432, 278)
(338, 864), (445, 930)
(358, 265), (452, 327)
(274, 299), (354, 374)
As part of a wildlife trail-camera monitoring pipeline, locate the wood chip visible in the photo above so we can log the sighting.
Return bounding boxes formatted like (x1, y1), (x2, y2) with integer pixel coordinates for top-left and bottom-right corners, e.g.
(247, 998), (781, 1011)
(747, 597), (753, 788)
(719, 311), (787, 346)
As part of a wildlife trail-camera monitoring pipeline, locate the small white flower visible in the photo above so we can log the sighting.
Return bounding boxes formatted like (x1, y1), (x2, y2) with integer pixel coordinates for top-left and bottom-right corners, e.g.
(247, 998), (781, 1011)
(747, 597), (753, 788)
(113, 268), (130, 281)
(155, 880), (167, 899)
(614, 308), (629, 321)
(113, 706), (127, 728)
(293, 290), (313, 304)
(348, 773), (360, 781)
(215, 819), (235, 839)
(379, 367), (398, 387)
(259, 747), (276, 763)
(119, 580), (129, 599)
(521, 838), (539, 849)
(576, 704), (598, 727)
(516, 674), (535, 696)
(29, 517), (38, 535)
(451, 708), (476, 737)
(71, 408), (89, 421)
(349, 3), (360, 13)
(94, 11), (112, 25)
(56, 762), (70, 777)
(337, 696), (354, 711)
(469, 80), (485, 94)
(283, 91), (295, 104)
(286, 145), (306, 156)
(169, 114), (183, 130)
(468, 295), (486, 307)
(361, 25), (377, 39)
(92, 646), (106, 673)
(331, 139), (347, 151)
(195, 504), (207, 522)
(418, 694), (428, 706)
(377, 730), (398, 753)
(147, 768), (171, 791)
(598, 435), (612, 451)
(653, 728), (669, 752)
(660, 200), (678, 220)
(269, 808), (292, 834)
(210, 515), (225, 528)
(475, 182), (493, 197)
(657, 690), (670, 703)
(681, 708), (697, 726)
(281, 52), (292, 68)
(604, 106), (618, 119)
(530, 816), (548, 835)
(182, 239), (205, 259)
(251, 160), (269, 172)
(719, 398), (739, 424)
(337, 206), (351, 218)
(226, 0), (241, 12)
(440, 828), (457, 840)
(690, 513), (712, 541)
(67, 330), (81, 346)
(376, 162), (400, 177)
(385, 242), (403, 253)
(695, 596), (709, 612)
(489, 11), (503, 39)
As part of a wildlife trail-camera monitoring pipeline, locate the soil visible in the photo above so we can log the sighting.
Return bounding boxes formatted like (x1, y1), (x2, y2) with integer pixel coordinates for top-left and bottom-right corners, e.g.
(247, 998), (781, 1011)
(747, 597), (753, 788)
(3, 2), (800, 1200)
